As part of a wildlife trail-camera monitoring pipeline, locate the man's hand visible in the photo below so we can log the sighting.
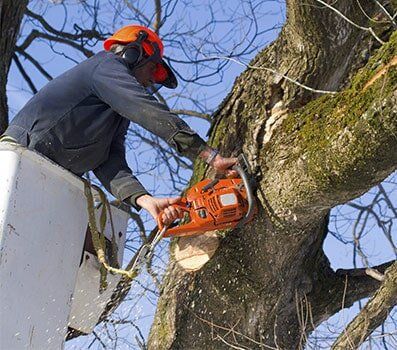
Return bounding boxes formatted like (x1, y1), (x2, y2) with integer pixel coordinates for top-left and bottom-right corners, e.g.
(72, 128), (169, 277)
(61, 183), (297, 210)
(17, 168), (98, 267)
(199, 146), (237, 177)
(199, 146), (238, 177)
(211, 154), (238, 177)
(136, 194), (184, 226)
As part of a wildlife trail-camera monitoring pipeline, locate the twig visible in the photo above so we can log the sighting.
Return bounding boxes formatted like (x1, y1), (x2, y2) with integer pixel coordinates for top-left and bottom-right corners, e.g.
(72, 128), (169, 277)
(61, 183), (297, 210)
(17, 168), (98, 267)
(374, 0), (397, 27)
(171, 109), (211, 121)
(315, 0), (385, 45)
(123, 0), (150, 24)
(216, 335), (249, 350)
(340, 275), (355, 349)
(13, 54), (37, 94)
(204, 55), (338, 95)
(186, 307), (277, 349)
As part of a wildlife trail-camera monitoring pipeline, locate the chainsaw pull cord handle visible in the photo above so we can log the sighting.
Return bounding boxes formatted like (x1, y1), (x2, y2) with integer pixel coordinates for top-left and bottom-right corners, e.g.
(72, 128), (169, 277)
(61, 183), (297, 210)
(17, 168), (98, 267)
(233, 154), (256, 228)
(156, 200), (190, 232)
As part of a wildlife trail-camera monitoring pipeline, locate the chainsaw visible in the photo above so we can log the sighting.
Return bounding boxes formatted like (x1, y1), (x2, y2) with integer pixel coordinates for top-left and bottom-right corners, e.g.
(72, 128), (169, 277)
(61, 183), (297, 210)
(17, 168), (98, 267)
(129, 154), (257, 274)
(158, 153), (257, 238)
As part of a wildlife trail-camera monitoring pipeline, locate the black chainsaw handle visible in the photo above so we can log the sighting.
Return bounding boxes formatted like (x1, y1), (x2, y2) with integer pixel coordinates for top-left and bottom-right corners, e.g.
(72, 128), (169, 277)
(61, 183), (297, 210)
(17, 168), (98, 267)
(233, 154), (256, 228)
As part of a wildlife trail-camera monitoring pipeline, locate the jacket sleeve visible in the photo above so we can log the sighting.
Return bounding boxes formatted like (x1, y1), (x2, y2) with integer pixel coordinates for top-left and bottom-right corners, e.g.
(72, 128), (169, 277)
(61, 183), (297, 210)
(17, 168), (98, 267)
(93, 119), (149, 210)
(91, 54), (206, 162)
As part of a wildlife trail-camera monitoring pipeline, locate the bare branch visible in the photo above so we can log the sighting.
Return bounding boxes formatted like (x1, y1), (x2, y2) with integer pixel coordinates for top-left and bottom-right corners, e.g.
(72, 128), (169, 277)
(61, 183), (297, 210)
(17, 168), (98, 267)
(336, 261), (394, 279)
(365, 268), (385, 282)
(374, 0), (397, 27)
(123, 0), (150, 25)
(202, 55), (338, 95)
(332, 261), (397, 349)
(170, 109), (211, 121)
(25, 9), (106, 42)
(308, 260), (395, 327)
(14, 47), (53, 81)
(18, 29), (94, 57)
(153, 0), (162, 33)
(12, 54), (37, 94)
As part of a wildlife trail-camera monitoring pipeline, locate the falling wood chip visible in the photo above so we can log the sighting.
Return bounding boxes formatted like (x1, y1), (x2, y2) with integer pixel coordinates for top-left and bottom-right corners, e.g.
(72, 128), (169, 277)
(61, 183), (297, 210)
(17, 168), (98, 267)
(174, 231), (220, 272)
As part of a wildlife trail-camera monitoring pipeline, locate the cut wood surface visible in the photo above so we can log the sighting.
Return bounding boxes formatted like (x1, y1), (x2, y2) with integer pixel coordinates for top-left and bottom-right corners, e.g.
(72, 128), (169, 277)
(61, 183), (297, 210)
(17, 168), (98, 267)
(174, 232), (220, 272)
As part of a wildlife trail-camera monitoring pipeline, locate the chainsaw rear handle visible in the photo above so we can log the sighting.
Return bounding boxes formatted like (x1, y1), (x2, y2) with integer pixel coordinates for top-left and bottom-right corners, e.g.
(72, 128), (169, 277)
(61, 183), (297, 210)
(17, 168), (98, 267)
(232, 154), (256, 228)
(156, 202), (190, 232)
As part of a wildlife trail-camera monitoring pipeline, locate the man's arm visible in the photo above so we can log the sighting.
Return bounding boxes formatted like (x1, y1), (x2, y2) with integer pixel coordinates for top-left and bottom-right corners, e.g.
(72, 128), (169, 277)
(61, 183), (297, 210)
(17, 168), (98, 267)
(91, 54), (207, 161)
(92, 54), (238, 219)
(93, 120), (149, 210)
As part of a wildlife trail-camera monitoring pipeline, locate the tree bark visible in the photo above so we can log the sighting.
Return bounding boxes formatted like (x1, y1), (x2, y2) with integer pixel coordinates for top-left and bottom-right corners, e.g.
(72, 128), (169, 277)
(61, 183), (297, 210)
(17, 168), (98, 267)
(0, 0), (28, 134)
(148, 1), (397, 349)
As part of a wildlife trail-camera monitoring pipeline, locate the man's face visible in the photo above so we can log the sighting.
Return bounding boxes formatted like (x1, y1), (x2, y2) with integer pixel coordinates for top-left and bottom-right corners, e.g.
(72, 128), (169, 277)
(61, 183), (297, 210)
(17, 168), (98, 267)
(133, 61), (157, 87)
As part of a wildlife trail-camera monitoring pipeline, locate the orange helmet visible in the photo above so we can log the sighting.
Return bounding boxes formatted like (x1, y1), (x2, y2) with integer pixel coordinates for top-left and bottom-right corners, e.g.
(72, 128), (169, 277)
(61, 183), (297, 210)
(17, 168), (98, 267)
(104, 25), (177, 89)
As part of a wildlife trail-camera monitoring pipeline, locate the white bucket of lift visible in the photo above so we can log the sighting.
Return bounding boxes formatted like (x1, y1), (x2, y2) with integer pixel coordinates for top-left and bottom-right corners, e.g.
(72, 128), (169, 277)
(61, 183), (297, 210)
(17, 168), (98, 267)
(0, 143), (129, 349)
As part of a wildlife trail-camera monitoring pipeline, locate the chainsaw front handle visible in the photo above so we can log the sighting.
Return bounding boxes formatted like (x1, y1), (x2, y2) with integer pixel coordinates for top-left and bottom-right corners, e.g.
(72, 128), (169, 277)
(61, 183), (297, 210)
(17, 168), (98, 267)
(232, 154), (256, 228)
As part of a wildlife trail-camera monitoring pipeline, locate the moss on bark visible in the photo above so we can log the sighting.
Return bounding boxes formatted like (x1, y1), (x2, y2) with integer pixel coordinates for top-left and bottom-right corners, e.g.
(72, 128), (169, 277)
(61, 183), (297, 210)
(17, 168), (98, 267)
(261, 32), (397, 222)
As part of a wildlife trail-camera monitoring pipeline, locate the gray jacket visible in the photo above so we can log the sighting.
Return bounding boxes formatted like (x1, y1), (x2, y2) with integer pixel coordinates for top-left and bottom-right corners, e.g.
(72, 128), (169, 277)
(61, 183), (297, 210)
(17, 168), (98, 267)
(5, 51), (206, 209)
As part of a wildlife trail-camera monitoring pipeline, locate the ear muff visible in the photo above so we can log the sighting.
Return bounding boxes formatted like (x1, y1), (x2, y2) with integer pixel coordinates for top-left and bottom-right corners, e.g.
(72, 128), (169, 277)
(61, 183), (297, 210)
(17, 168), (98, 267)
(121, 30), (148, 68)
(122, 43), (143, 67)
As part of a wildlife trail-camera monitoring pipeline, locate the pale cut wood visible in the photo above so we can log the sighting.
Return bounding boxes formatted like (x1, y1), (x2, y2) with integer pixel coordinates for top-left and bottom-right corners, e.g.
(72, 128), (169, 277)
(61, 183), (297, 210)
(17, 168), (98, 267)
(174, 232), (220, 272)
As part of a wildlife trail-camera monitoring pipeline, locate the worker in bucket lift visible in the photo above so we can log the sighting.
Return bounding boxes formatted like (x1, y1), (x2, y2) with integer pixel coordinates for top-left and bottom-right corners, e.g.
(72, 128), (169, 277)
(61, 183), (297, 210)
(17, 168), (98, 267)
(1, 25), (237, 225)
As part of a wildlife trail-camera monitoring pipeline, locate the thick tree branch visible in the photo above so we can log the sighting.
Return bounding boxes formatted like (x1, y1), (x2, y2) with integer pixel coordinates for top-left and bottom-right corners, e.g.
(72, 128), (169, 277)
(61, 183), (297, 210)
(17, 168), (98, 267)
(0, 0), (28, 133)
(258, 32), (397, 225)
(331, 261), (397, 349)
(307, 259), (395, 327)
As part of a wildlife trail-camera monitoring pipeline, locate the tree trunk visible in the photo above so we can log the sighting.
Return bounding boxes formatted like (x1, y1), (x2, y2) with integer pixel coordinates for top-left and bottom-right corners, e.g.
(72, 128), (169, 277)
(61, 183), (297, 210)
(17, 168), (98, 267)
(148, 1), (397, 349)
(0, 0), (28, 134)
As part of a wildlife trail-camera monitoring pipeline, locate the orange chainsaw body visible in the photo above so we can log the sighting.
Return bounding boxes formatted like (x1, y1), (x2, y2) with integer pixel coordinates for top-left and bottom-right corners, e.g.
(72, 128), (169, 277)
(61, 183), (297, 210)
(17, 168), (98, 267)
(160, 177), (253, 238)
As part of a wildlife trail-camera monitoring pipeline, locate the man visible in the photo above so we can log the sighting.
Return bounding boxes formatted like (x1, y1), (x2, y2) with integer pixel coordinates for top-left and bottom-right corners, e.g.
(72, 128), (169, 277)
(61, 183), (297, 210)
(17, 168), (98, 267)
(2, 25), (236, 225)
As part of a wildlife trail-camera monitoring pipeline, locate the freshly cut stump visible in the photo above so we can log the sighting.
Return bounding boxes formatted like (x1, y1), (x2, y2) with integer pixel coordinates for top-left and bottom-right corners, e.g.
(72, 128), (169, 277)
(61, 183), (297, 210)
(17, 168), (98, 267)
(174, 231), (220, 272)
